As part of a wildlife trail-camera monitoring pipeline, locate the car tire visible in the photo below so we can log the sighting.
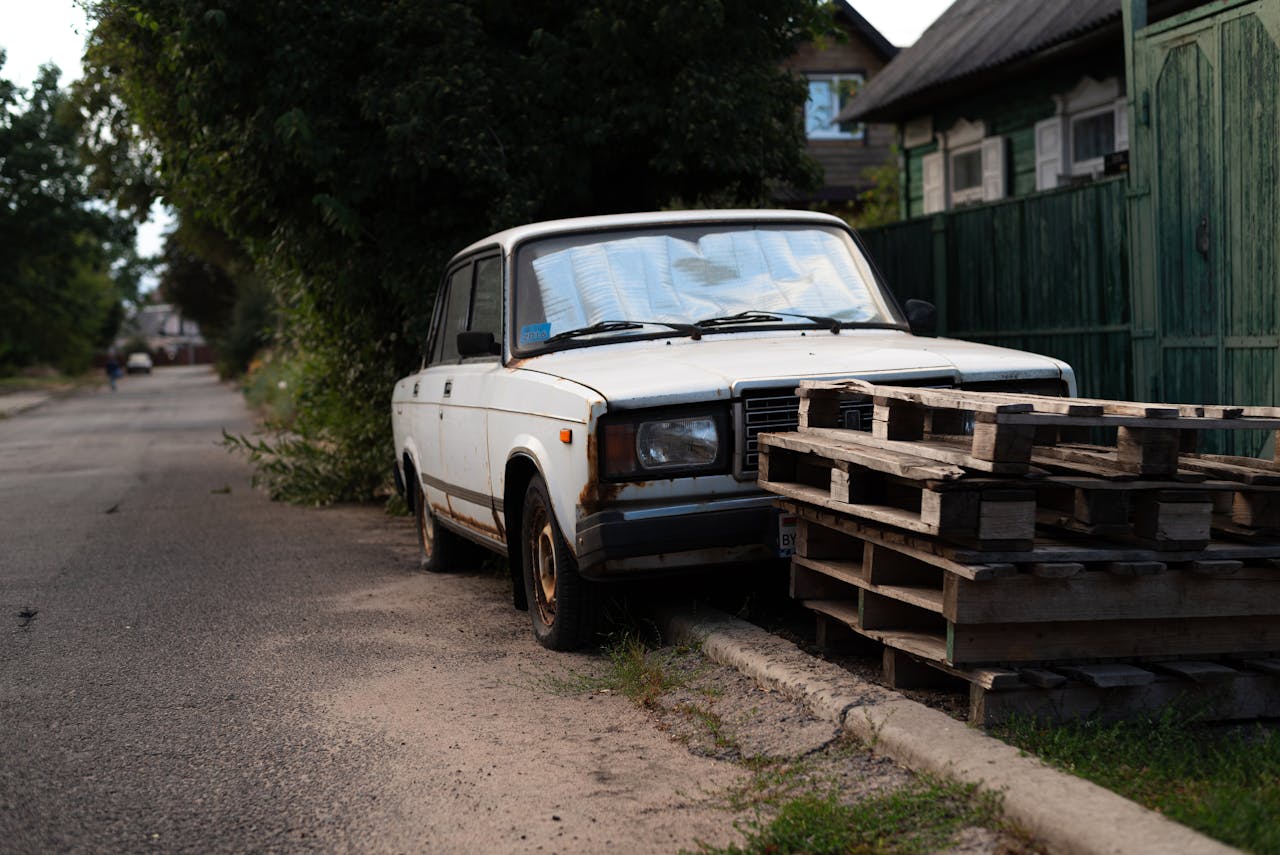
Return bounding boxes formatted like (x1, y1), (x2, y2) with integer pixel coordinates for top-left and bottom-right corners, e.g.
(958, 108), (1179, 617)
(416, 480), (462, 573)
(521, 475), (593, 651)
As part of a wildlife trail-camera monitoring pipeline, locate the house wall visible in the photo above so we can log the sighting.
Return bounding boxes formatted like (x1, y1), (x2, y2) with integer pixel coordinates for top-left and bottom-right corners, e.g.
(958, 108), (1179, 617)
(784, 29), (895, 201)
(901, 52), (1124, 218)
(861, 177), (1131, 401)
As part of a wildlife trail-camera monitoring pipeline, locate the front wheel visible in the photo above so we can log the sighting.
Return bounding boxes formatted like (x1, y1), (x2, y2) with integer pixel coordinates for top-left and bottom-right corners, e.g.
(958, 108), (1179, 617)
(521, 476), (593, 650)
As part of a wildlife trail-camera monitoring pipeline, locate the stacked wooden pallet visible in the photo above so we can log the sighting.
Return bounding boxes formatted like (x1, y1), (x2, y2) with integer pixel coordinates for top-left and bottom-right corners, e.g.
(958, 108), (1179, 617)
(759, 378), (1280, 724)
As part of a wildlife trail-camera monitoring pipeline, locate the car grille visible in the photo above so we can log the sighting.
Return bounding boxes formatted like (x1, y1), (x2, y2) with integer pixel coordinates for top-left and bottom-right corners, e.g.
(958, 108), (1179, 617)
(739, 389), (873, 474)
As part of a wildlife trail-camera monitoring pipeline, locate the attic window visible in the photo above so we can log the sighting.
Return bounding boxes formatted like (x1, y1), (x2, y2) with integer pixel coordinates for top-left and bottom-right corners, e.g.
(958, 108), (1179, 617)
(805, 74), (865, 140)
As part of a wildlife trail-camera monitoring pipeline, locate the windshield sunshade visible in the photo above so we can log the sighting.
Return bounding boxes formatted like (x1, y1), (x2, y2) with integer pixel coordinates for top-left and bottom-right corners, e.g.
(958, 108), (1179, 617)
(528, 229), (881, 335)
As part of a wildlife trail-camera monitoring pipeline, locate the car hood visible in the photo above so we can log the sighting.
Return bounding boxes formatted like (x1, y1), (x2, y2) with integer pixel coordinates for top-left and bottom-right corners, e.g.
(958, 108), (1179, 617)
(512, 329), (1071, 407)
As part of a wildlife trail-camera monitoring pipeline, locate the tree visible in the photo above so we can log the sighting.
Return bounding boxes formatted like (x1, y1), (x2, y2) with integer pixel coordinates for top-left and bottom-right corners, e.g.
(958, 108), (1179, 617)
(83, 0), (832, 502)
(158, 218), (275, 377)
(0, 56), (139, 375)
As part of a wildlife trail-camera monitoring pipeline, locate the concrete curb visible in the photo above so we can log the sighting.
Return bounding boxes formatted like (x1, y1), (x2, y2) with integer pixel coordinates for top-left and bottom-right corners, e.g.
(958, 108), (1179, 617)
(656, 606), (1241, 855)
(0, 392), (54, 419)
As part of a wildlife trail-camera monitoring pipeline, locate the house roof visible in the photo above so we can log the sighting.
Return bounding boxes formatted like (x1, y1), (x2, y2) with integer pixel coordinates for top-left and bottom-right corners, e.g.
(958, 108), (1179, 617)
(840, 0), (1123, 122)
(834, 1), (899, 62)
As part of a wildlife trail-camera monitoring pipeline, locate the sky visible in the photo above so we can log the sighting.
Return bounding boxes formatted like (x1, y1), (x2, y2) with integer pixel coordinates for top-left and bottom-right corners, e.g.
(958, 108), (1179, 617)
(0, 0), (952, 261)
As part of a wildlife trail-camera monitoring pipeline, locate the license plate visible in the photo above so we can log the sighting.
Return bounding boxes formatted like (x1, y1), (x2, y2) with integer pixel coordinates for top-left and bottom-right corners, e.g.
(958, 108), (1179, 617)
(777, 512), (797, 557)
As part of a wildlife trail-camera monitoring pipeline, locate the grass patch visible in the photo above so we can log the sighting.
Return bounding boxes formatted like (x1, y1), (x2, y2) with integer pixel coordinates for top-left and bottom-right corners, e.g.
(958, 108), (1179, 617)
(997, 708), (1280, 854)
(676, 702), (739, 753)
(690, 776), (1001, 855)
(539, 630), (698, 708)
(0, 368), (100, 394)
(240, 352), (304, 425)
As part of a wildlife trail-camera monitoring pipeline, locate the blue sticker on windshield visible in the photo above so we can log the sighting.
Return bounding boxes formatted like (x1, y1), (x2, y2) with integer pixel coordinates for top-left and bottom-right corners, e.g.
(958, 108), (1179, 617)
(519, 323), (552, 345)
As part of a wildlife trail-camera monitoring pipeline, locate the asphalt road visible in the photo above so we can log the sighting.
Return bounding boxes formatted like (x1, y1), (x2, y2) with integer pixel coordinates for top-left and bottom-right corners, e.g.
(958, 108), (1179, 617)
(0, 367), (752, 853)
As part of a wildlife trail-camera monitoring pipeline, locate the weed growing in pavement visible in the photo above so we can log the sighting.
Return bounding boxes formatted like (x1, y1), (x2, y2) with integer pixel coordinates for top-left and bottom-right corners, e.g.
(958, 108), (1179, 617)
(535, 630), (701, 707)
(719, 756), (819, 813)
(688, 775), (1003, 855)
(996, 707), (1280, 854)
(676, 703), (740, 753)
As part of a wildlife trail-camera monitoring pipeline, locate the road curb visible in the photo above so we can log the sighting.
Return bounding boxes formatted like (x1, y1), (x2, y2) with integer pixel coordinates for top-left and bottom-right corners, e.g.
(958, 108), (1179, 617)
(656, 606), (1241, 855)
(0, 392), (54, 419)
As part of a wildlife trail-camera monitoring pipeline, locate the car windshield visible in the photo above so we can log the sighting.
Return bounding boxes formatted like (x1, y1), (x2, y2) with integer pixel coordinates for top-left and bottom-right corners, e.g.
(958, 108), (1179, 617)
(511, 223), (902, 352)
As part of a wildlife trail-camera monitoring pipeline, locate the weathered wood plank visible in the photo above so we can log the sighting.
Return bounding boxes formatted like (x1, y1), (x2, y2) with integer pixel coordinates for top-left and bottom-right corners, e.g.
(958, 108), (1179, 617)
(1153, 661), (1238, 684)
(970, 672), (1280, 726)
(759, 431), (967, 481)
(941, 567), (1280, 624)
(799, 426), (1026, 473)
(946, 616), (1280, 665)
(778, 501), (1017, 580)
(1056, 664), (1158, 688)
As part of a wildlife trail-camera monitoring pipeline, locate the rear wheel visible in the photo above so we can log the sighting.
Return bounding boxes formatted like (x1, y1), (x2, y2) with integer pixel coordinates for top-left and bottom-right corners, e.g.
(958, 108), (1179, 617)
(416, 480), (463, 573)
(521, 475), (593, 650)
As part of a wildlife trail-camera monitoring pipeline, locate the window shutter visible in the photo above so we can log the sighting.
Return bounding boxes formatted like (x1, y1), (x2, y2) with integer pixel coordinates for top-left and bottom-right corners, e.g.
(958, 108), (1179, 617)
(922, 152), (945, 214)
(1114, 97), (1129, 151)
(1034, 118), (1063, 191)
(981, 136), (1007, 202)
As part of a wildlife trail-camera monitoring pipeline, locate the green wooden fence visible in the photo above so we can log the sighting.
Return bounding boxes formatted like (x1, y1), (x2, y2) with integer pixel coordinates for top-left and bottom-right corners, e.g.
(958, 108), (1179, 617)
(858, 177), (1131, 400)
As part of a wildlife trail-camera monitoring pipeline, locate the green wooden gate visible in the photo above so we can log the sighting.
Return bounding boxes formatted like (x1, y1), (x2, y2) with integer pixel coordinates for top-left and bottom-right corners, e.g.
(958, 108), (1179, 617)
(1127, 0), (1280, 452)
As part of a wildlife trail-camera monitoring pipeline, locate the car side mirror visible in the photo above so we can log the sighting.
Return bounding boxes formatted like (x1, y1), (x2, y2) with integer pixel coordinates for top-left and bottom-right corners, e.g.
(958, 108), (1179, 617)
(904, 299), (937, 338)
(457, 330), (500, 357)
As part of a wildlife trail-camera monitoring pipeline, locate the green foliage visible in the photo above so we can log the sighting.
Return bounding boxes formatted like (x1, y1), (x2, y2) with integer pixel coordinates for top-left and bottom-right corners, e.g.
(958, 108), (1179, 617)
(224, 344), (390, 504)
(158, 219), (276, 377)
(692, 777), (1000, 855)
(846, 152), (901, 231)
(998, 709), (1280, 854)
(83, 0), (831, 503)
(0, 60), (139, 375)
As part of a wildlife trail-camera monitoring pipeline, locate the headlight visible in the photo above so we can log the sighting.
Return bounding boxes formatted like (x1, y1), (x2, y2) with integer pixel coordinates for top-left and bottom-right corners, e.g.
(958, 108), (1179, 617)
(600, 407), (728, 480)
(636, 417), (719, 469)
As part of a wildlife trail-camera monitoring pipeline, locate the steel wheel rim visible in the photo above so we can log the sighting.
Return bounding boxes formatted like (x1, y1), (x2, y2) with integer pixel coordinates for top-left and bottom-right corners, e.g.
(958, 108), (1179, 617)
(530, 508), (557, 626)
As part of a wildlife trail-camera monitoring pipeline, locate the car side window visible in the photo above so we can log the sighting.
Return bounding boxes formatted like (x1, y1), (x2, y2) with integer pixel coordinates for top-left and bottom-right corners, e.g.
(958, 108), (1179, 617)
(431, 264), (472, 365)
(470, 256), (502, 341)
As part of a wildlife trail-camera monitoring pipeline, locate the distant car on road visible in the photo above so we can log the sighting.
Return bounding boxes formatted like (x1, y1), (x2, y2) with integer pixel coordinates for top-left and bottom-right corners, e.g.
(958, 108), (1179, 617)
(126, 352), (153, 375)
(391, 209), (1076, 650)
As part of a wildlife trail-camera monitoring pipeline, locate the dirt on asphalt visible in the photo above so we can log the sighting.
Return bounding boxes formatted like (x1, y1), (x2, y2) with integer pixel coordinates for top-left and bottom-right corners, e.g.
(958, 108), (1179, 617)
(315, 506), (1032, 854)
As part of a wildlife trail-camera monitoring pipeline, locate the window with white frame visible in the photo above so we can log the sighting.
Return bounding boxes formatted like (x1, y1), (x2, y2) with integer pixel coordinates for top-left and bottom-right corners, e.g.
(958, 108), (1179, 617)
(805, 73), (865, 140)
(1070, 106), (1118, 173)
(1034, 77), (1128, 191)
(920, 118), (1007, 214)
(949, 146), (984, 206)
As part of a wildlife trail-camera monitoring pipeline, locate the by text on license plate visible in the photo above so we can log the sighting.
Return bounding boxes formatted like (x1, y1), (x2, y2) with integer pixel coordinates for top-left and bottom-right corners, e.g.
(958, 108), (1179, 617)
(777, 512), (797, 557)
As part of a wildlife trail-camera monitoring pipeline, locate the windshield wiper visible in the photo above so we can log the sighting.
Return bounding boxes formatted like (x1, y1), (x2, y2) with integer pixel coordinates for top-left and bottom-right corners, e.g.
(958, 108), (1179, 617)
(543, 319), (702, 344)
(695, 310), (844, 334)
(695, 311), (783, 328)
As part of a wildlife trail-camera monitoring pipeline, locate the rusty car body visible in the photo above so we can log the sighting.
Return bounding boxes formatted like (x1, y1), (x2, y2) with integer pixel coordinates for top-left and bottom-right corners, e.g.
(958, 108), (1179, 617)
(391, 210), (1076, 649)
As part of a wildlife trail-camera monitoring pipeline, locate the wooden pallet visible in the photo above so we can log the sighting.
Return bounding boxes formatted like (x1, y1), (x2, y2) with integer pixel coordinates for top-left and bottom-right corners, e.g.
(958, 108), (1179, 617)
(760, 433), (1034, 549)
(778, 498), (1280, 723)
(762, 438), (1247, 552)
(768, 383), (1280, 722)
(797, 379), (1280, 477)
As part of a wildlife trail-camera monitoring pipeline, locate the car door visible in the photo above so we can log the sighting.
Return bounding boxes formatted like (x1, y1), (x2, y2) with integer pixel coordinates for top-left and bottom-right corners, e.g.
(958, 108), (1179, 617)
(412, 263), (472, 514)
(428, 253), (506, 544)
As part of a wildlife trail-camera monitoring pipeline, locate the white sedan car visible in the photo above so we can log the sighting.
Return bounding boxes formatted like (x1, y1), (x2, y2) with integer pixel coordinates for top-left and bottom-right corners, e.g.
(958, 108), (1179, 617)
(391, 210), (1074, 650)
(126, 352), (153, 374)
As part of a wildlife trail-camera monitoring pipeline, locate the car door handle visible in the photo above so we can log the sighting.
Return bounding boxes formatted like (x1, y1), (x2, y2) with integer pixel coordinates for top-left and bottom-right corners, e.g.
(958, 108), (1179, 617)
(443, 380), (452, 398)
(412, 381), (420, 397)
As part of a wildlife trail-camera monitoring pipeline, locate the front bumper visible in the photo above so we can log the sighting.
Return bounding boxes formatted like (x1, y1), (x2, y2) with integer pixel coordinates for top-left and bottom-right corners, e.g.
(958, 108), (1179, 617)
(574, 494), (781, 578)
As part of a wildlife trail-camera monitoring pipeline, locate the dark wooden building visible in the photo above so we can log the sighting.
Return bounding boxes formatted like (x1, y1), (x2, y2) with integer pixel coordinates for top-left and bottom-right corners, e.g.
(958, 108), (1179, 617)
(779, 2), (899, 205)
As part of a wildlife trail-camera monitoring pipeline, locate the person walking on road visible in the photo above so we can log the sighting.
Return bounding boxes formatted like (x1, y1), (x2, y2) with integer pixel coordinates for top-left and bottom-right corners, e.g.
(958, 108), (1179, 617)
(105, 355), (121, 392)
